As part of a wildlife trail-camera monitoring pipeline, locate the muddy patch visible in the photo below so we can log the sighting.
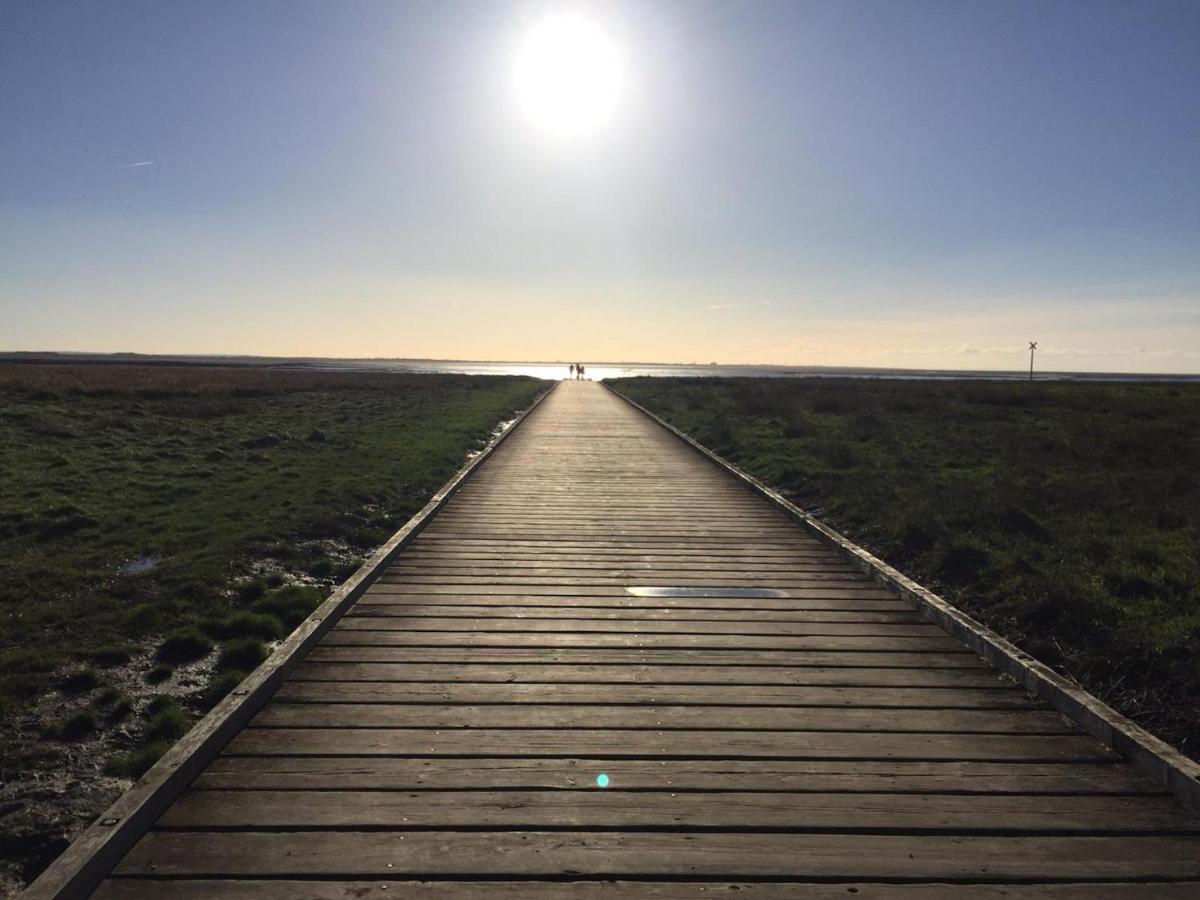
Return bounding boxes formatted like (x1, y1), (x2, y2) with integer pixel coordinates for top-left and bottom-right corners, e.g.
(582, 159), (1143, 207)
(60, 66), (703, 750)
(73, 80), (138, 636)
(0, 639), (218, 897)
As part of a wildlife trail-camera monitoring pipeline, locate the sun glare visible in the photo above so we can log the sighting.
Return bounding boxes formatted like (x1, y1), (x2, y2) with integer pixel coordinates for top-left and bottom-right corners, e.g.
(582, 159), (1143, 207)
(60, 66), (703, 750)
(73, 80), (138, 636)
(513, 14), (624, 139)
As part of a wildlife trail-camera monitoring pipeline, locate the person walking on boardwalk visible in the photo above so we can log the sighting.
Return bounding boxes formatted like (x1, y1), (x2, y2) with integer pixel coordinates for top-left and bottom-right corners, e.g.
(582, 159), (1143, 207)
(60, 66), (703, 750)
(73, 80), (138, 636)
(578, 363), (586, 380)
(568, 363), (576, 379)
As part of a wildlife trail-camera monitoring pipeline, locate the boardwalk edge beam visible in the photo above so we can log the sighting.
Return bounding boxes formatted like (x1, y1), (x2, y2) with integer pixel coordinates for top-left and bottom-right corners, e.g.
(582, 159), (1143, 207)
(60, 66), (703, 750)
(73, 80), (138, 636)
(604, 381), (1200, 811)
(20, 384), (556, 900)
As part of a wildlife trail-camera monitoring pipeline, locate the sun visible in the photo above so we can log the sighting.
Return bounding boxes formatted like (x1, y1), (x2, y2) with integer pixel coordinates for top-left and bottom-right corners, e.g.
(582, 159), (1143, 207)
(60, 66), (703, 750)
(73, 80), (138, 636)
(513, 14), (624, 139)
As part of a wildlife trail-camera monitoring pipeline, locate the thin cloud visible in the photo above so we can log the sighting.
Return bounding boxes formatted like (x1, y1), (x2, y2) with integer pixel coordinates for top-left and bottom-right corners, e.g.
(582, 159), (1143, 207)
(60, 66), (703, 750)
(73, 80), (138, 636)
(706, 304), (738, 311)
(121, 160), (154, 168)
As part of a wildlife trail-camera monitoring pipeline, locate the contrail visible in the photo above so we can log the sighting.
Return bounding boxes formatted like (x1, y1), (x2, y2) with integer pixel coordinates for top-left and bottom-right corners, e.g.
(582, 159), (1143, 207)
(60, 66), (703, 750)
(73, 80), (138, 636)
(121, 160), (154, 168)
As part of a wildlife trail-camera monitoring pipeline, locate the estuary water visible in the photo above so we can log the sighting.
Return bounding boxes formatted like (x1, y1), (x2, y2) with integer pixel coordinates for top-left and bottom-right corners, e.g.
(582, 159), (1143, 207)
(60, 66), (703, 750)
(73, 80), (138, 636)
(4, 352), (1197, 382)
(332, 359), (1200, 383)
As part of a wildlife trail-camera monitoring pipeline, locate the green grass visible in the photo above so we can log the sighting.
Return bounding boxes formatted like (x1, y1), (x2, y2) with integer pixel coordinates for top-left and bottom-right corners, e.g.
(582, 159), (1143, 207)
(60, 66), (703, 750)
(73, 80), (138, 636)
(141, 700), (190, 743)
(0, 362), (543, 736)
(144, 664), (173, 685)
(59, 668), (100, 696)
(51, 711), (98, 741)
(216, 637), (268, 673)
(202, 669), (249, 710)
(155, 628), (212, 664)
(208, 611), (284, 641)
(612, 376), (1200, 754)
(105, 740), (175, 778)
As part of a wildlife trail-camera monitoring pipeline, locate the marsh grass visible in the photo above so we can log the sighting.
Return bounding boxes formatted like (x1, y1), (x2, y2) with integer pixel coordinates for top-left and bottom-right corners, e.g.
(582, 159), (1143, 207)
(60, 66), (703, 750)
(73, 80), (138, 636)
(0, 362), (542, 749)
(613, 375), (1200, 754)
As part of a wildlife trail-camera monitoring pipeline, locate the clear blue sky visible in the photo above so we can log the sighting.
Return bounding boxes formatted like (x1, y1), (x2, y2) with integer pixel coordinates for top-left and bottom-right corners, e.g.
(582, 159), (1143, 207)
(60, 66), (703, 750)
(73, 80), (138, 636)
(2, 0), (1198, 371)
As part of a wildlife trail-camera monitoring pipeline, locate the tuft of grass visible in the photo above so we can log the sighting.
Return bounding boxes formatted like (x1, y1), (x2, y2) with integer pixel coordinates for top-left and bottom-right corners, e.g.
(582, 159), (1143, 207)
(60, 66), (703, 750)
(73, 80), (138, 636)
(120, 604), (164, 636)
(105, 740), (174, 778)
(216, 637), (267, 673)
(236, 577), (268, 603)
(251, 585), (324, 628)
(93, 686), (124, 707)
(91, 644), (136, 667)
(92, 685), (134, 722)
(55, 711), (98, 741)
(202, 669), (249, 710)
(145, 664), (174, 685)
(208, 612), (283, 641)
(306, 557), (334, 579)
(60, 668), (100, 696)
(155, 628), (212, 665)
(107, 699), (134, 722)
(142, 701), (190, 744)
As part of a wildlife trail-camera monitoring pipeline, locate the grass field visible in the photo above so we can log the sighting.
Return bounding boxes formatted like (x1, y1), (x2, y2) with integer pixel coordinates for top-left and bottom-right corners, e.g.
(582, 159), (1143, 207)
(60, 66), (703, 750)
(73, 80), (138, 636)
(0, 363), (543, 890)
(611, 376), (1200, 756)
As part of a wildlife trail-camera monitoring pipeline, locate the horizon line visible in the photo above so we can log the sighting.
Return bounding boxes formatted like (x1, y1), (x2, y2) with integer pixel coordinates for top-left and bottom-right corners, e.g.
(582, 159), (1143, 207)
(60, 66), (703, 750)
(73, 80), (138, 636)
(2, 349), (1199, 380)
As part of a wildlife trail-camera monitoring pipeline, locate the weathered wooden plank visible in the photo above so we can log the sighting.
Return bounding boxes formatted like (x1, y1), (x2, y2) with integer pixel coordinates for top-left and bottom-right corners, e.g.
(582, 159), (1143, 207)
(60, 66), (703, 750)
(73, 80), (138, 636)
(249, 702), (1074, 734)
(407, 539), (833, 556)
(193, 756), (1163, 794)
(363, 583), (895, 598)
(113, 831), (1200, 879)
(290, 661), (1004, 685)
(419, 530), (838, 544)
(376, 573), (874, 586)
(318, 630), (967, 652)
(386, 561), (861, 574)
(417, 528), (820, 542)
(159, 788), (1200, 832)
(305, 646), (986, 667)
(89, 880), (1200, 900)
(272, 681), (1041, 709)
(347, 604), (926, 622)
(224, 728), (1116, 761)
(400, 547), (843, 561)
(410, 535), (828, 549)
(357, 591), (909, 608)
(334, 616), (944, 636)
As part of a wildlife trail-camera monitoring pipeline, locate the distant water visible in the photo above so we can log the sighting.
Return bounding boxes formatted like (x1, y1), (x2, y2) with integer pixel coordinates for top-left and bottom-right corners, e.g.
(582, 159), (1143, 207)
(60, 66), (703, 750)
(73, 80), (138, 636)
(337, 359), (1200, 383)
(4, 352), (1199, 383)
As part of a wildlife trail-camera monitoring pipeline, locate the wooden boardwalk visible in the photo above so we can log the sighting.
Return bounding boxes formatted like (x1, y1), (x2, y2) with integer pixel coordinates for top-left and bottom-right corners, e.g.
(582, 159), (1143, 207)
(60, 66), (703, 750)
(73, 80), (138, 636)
(91, 380), (1200, 897)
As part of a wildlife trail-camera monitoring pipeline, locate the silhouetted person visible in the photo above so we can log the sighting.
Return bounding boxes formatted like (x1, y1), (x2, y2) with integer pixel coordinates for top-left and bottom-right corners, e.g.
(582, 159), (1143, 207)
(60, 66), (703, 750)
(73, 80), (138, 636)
(569, 363), (576, 379)
(578, 364), (586, 380)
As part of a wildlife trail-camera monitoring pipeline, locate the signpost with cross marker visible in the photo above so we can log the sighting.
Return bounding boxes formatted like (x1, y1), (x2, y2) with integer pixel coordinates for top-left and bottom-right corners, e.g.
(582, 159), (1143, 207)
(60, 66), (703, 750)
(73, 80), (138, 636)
(1029, 341), (1037, 382)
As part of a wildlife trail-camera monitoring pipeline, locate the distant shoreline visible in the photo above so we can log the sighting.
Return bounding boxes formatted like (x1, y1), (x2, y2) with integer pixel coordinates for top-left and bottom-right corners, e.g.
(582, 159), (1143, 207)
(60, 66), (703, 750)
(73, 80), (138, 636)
(2, 350), (1199, 383)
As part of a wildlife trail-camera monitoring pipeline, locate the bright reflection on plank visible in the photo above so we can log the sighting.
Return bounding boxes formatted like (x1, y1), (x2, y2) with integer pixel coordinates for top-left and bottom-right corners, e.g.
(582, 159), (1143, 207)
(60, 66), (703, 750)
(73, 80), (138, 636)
(625, 586), (790, 599)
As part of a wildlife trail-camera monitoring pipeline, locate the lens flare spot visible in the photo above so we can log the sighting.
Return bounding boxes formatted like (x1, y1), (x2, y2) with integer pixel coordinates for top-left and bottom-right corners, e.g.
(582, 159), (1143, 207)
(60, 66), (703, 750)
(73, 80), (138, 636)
(596, 773), (610, 788)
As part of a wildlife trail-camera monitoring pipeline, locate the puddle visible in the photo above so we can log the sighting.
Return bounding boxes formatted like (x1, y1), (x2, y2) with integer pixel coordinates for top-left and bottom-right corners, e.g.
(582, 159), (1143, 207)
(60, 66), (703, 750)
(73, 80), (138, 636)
(118, 556), (161, 576)
(625, 586), (789, 599)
